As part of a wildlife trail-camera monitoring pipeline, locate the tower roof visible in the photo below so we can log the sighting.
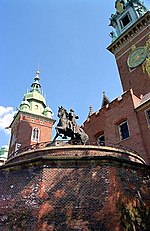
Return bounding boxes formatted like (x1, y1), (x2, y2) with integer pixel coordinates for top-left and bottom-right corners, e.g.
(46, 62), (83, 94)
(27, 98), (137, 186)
(24, 90), (46, 105)
(109, 0), (148, 37)
(18, 68), (53, 118)
(23, 68), (46, 106)
(0, 145), (8, 160)
(31, 69), (41, 93)
(101, 92), (110, 108)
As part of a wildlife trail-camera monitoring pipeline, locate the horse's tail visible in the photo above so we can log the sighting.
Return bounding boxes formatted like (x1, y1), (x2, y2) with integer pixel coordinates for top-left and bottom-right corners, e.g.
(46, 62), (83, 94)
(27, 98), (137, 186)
(78, 127), (89, 145)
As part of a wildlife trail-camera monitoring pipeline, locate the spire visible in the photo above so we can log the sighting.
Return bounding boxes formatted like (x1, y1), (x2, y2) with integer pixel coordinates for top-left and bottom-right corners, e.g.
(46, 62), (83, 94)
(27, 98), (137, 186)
(101, 92), (110, 108)
(88, 105), (93, 117)
(31, 68), (41, 93)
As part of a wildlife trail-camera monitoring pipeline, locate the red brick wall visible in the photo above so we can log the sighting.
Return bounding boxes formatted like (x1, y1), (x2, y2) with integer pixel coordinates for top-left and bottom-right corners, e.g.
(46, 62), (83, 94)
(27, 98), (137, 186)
(9, 112), (53, 155)
(84, 91), (148, 162)
(136, 105), (150, 163)
(18, 115), (53, 145)
(0, 156), (149, 231)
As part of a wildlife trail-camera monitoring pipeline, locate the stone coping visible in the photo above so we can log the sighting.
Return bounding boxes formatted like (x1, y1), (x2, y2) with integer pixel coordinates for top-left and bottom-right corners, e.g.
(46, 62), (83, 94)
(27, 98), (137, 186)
(6, 145), (145, 166)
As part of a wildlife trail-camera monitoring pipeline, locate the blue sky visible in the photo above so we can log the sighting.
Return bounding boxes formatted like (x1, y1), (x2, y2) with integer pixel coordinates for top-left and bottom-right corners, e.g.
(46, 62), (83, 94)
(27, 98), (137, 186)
(0, 0), (150, 148)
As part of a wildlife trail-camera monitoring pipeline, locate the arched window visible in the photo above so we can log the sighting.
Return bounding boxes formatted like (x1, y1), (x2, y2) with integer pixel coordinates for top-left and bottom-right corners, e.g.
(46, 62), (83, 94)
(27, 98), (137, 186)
(32, 128), (40, 142)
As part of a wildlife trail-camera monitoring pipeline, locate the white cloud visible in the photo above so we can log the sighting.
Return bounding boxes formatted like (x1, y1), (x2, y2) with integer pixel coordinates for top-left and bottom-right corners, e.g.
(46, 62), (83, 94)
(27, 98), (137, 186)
(0, 106), (16, 134)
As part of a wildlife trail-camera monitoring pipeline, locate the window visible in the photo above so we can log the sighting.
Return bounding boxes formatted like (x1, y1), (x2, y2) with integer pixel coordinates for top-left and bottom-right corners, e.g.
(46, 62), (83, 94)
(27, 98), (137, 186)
(120, 13), (132, 28)
(35, 105), (38, 110)
(146, 109), (150, 126)
(98, 135), (105, 146)
(32, 128), (40, 142)
(15, 143), (21, 152)
(119, 121), (130, 140)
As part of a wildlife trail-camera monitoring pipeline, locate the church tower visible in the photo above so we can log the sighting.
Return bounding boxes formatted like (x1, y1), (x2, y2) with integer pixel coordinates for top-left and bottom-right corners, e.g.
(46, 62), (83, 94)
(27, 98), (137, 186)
(83, 0), (150, 163)
(8, 69), (55, 156)
(107, 0), (150, 98)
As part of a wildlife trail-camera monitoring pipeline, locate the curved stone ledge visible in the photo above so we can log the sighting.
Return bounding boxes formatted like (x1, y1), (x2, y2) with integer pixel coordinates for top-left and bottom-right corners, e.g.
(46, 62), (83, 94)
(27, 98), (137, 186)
(6, 145), (145, 166)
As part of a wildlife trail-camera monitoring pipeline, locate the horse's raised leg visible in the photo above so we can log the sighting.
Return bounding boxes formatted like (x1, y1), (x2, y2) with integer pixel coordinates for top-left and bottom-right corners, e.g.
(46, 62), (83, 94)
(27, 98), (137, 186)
(46, 133), (59, 147)
(52, 132), (59, 142)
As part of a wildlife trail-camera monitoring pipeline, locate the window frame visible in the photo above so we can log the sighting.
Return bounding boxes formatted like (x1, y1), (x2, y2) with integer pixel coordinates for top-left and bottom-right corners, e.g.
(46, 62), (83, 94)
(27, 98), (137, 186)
(97, 134), (105, 146)
(145, 108), (150, 127)
(15, 143), (21, 152)
(118, 121), (130, 141)
(31, 127), (40, 142)
(119, 12), (132, 29)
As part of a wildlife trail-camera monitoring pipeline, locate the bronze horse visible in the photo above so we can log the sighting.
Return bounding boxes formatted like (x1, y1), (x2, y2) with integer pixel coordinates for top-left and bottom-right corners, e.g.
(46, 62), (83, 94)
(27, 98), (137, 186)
(53, 106), (89, 144)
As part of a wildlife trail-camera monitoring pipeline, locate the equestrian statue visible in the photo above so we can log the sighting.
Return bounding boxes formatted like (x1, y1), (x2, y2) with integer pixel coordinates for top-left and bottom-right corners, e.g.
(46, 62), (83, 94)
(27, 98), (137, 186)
(53, 106), (89, 144)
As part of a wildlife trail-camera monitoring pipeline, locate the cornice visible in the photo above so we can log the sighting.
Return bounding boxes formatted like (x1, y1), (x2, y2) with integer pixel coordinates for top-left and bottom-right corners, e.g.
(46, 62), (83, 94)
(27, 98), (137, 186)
(107, 11), (150, 55)
(135, 98), (150, 112)
(9, 110), (55, 128)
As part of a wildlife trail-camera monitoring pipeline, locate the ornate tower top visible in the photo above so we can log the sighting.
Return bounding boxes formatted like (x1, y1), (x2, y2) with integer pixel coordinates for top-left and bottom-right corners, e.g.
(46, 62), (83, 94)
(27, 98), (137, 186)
(109, 0), (148, 38)
(19, 68), (53, 118)
(31, 68), (41, 93)
(107, 0), (150, 98)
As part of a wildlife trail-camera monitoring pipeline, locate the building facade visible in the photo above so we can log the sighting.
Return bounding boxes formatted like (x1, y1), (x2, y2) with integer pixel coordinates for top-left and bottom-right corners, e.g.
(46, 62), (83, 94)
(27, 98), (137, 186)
(83, 0), (150, 164)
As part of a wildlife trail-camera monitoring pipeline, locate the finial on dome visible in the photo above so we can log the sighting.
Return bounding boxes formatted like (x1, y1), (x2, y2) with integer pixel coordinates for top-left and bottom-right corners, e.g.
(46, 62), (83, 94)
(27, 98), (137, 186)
(31, 67), (41, 93)
(35, 66), (40, 80)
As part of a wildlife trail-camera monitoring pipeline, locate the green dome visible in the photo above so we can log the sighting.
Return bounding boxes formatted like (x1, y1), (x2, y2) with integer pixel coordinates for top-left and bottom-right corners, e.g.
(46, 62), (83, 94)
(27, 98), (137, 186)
(23, 69), (46, 106)
(1, 145), (8, 151)
(0, 145), (8, 160)
(43, 106), (53, 118)
(20, 99), (30, 106)
(17, 69), (53, 117)
(24, 91), (46, 105)
(20, 99), (30, 112)
(43, 106), (53, 113)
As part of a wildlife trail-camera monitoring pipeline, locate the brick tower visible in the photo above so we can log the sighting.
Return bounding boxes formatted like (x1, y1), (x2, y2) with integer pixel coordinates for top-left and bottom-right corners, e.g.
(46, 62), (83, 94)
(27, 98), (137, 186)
(8, 69), (55, 156)
(83, 1), (150, 163)
(107, 0), (150, 97)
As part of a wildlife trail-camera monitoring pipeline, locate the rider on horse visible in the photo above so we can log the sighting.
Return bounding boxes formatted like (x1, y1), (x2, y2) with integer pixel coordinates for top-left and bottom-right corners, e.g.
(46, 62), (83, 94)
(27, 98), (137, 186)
(53, 106), (89, 144)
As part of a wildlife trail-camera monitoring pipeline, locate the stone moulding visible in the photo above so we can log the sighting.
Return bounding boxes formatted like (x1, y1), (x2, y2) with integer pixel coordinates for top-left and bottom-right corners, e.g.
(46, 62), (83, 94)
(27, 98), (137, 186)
(4, 145), (146, 170)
